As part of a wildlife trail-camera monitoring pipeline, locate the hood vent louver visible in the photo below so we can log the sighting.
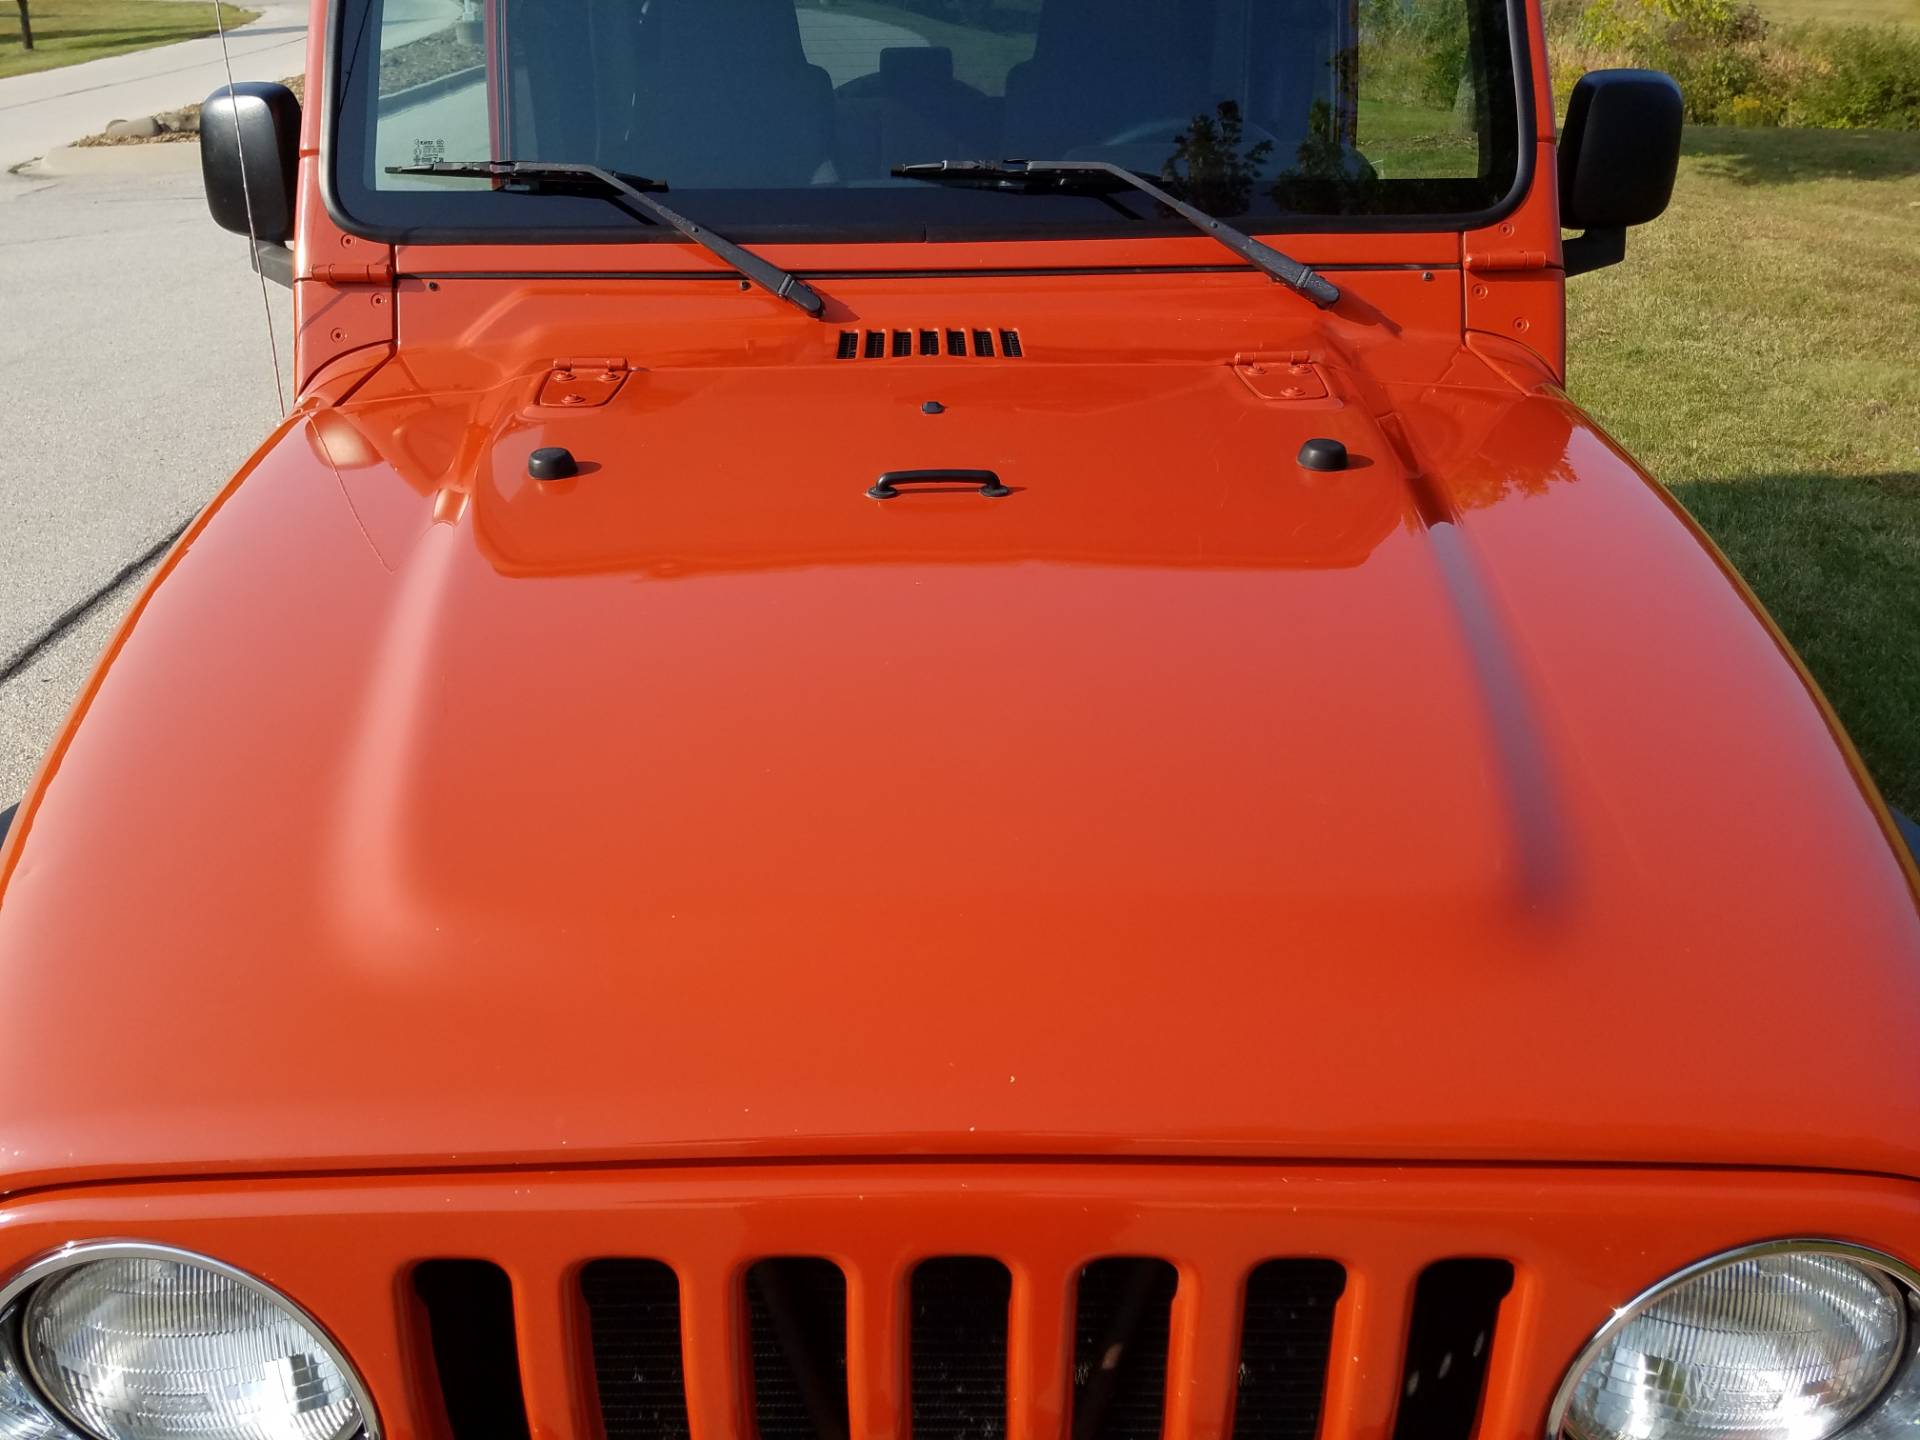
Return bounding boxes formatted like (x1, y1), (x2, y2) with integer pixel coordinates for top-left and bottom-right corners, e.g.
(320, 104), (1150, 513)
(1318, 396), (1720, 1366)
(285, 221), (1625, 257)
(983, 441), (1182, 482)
(837, 328), (1024, 360)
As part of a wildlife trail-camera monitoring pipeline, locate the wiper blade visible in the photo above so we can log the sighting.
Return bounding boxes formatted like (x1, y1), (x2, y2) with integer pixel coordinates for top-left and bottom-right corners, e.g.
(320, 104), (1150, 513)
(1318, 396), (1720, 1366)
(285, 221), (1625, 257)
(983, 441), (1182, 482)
(385, 160), (826, 318)
(893, 159), (1339, 309)
(390, 159), (672, 192)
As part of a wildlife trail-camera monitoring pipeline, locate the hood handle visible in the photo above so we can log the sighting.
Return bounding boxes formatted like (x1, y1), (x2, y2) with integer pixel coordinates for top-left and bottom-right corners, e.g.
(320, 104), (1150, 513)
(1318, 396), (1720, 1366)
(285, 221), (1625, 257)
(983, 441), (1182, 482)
(868, 470), (1011, 500)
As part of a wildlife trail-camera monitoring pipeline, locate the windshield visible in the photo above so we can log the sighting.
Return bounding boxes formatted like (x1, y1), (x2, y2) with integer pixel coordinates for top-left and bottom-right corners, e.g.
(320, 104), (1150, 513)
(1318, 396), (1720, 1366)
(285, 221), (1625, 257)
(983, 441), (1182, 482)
(329, 0), (1525, 242)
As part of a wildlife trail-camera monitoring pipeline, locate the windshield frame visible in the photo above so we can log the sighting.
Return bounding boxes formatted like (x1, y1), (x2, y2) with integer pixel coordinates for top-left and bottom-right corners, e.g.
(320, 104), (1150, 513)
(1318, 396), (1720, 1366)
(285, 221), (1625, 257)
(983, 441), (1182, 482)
(319, 0), (1538, 249)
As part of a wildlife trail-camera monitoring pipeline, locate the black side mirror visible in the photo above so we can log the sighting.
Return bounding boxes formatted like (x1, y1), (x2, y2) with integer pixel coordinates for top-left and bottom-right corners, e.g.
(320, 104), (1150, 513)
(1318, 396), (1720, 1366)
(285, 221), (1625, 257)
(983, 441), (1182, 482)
(1559, 69), (1683, 277)
(200, 81), (300, 245)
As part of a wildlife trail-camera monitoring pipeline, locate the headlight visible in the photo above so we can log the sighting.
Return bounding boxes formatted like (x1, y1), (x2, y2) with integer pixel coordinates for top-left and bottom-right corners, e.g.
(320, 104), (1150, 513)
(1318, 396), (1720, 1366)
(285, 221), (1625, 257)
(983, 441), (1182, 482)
(1548, 1241), (1920, 1440)
(0, 1243), (377, 1440)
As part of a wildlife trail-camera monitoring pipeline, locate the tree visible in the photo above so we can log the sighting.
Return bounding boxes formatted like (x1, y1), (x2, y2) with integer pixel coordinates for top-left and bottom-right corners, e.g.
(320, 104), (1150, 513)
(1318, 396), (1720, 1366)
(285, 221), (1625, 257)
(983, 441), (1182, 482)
(14, 1), (31, 50)
(1163, 102), (1272, 216)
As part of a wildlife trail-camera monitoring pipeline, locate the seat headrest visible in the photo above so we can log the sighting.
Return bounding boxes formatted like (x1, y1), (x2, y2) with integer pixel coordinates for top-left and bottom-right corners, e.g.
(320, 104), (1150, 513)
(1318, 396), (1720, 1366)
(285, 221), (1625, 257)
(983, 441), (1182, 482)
(879, 45), (955, 90)
(643, 0), (810, 68)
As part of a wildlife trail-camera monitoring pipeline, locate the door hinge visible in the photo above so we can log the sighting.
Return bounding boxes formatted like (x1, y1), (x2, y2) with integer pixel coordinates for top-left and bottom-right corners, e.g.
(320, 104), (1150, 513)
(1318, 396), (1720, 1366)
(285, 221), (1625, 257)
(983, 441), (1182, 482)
(1464, 249), (1548, 273)
(310, 260), (395, 284)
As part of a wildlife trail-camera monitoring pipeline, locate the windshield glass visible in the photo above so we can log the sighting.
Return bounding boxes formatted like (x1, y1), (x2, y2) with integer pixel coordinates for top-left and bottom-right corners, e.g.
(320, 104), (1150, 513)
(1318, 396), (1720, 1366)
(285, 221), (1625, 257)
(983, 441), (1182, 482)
(330, 0), (1524, 241)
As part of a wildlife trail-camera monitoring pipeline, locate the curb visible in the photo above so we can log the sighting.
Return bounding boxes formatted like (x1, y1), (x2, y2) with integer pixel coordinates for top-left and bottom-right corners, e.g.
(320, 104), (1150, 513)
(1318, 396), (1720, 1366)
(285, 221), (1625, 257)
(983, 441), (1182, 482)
(379, 64), (485, 111)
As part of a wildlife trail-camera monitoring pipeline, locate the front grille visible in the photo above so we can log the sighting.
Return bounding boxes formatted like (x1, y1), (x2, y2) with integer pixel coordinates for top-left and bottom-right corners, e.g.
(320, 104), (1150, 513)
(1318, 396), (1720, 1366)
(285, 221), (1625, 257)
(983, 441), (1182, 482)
(567, 1249), (1484, 1440)
(748, 1258), (850, 1440)
(1073, 1259), (1178, 1440)
(414, 1260), (530, 1440)
(373, 1173), (1566, 1440)
(1392, 1260), (1515, 1440)
(911, 1257), (1012, 1440)
(23, 1166), (1836, 1440)
(1232, 1261), (1347, 1440)
(582, 1259), (693, 1440)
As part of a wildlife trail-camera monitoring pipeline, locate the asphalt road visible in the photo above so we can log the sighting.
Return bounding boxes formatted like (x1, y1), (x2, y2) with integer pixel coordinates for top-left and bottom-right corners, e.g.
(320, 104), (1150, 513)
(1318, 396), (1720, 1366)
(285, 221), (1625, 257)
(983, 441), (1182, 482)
(0, 166), (290, 802)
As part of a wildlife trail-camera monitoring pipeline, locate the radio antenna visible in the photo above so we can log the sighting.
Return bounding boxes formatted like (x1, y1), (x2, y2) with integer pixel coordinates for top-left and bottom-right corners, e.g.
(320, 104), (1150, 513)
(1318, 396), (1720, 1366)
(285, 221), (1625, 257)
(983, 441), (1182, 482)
(213, 0), (288, 417)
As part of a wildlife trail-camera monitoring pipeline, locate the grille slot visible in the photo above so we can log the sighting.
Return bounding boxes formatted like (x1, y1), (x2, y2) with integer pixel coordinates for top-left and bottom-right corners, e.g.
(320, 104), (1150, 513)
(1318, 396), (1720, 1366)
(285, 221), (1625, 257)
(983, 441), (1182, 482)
(414, 1260), (531, 1440)
(1072, 1259), (1178, 1440)
(748, 1258), (851, 1440)
(1390, 1260), (1514, 1440)
(583, 1259), (693, 1440)
(911, 1257), (1012, 1440)
(1231, 1260), (1346, 1440)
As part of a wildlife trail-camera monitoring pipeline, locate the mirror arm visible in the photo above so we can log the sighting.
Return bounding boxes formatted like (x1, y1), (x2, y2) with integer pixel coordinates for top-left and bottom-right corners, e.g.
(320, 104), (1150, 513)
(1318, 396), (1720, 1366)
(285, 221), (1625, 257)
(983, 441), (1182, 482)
(1564, 226), (1627, 278)
(252, 240), (294, 289)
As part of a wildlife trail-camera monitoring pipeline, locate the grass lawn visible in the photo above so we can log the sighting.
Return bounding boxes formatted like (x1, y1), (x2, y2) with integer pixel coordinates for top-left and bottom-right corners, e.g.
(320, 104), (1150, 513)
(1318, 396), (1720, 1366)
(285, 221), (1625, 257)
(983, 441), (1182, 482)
(1758, 0), (1918, 24)
(0, 0), (258, 80)
(1565, 125), (1920, 814)
(1358, 97), (1478, 178)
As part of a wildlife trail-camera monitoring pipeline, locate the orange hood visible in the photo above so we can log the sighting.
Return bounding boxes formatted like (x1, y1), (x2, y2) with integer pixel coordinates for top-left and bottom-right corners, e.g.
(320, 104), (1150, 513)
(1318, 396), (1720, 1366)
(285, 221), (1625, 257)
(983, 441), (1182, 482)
(0, 341), (1915, 1194)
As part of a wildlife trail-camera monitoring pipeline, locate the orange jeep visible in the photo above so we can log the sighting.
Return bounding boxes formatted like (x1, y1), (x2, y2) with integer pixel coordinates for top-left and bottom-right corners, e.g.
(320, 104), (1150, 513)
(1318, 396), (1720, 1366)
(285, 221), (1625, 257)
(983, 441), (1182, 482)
(1, 1), (1918, 1439)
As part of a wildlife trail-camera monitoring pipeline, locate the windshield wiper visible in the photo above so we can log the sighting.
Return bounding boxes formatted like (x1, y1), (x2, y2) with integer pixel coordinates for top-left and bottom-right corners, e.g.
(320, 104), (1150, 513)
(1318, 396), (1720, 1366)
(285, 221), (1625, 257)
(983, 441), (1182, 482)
(892, 159), (1339, 309)
(385, 160), (826, 318)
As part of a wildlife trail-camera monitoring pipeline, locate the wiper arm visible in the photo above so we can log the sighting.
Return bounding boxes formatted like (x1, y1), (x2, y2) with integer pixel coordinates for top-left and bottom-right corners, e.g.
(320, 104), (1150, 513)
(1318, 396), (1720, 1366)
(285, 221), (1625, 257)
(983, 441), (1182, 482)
(893, 159), (1339, 309)
(385, 160), (826, 318)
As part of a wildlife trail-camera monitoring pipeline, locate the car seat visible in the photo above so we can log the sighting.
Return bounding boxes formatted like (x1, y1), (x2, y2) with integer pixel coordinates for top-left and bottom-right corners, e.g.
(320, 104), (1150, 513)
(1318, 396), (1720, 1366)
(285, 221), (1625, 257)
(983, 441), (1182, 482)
(1000, 0), (1211, 160)
(626, 0), (836, 187)
(835, 47), (1000, 180)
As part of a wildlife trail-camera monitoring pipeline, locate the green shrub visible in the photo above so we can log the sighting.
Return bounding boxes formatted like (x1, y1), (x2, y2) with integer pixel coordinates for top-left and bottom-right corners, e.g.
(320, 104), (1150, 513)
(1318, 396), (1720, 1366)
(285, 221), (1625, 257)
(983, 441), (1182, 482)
(1575, 0), (1663, 53)
(1789, 25), (1920, 130)
(1360, 0), (1473, 108)
(1673, 43), (1785, 123)
(1576, 0), (1763, 50)
(1413, 0), (1471, 107)
(1548, 0), (1918, 130)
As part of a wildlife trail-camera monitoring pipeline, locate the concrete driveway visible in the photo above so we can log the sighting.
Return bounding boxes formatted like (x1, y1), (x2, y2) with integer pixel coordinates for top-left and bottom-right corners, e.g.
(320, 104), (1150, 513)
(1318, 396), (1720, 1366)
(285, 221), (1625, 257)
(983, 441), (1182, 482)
(1, 0), (463, 169)
(0, 165), (290, 800)
(0, 2), (476, 800)
(1, 2), (310, 169)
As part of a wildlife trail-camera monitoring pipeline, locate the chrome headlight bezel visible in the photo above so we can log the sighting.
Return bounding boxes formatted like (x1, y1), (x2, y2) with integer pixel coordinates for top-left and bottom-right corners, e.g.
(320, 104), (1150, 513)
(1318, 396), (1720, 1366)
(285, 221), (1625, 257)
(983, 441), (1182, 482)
(1545, 1238), (1920, 1440)
(0, 1239), (382, 1440)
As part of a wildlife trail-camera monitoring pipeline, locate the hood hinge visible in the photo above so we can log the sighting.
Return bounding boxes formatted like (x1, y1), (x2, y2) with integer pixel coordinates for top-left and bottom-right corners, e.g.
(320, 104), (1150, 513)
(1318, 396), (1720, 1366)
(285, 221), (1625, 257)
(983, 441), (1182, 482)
(1231, 351), (1330, 402)
(538, 356), (632, 408)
